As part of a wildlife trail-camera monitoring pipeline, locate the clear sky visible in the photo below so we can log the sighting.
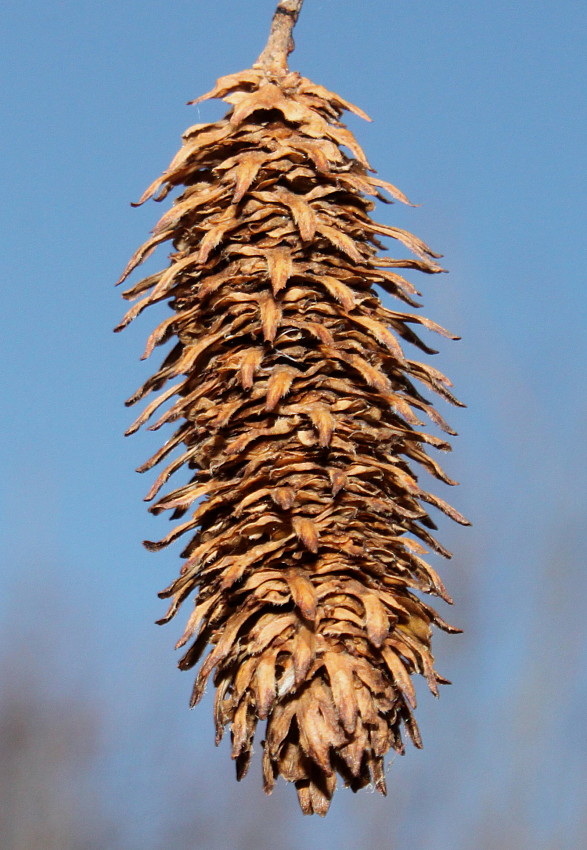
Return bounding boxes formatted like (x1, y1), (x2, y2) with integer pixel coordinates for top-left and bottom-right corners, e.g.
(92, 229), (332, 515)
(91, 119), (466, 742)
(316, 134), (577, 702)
(1, 1), (586, 848)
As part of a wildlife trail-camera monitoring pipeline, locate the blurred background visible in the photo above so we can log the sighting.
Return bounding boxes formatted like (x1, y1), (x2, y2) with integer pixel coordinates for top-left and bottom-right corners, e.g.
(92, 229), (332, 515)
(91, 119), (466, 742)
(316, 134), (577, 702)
(1, 1), (585, 848)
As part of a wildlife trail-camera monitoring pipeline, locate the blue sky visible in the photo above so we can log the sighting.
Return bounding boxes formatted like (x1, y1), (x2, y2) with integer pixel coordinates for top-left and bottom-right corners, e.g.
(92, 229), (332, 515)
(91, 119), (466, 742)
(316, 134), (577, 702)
(1, 1), (586, 848)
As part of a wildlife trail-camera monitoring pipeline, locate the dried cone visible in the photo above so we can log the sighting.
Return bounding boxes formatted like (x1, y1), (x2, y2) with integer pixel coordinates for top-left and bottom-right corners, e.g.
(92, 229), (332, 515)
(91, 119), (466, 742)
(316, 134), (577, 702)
(117, 4), (468, 816)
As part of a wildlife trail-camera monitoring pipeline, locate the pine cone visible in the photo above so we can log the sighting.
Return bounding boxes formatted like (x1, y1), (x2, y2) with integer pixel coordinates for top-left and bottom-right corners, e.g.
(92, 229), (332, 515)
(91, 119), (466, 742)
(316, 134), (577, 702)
(117, 9), (467, 816)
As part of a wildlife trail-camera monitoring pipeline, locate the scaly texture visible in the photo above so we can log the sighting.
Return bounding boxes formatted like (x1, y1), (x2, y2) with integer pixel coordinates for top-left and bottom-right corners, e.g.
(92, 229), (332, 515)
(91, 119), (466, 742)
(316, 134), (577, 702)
(117, 65), (468, 815)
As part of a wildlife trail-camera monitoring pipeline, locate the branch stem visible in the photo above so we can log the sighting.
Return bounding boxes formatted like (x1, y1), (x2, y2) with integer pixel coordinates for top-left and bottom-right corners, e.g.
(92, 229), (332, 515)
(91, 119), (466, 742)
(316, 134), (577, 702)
(255, 0), (305, 74)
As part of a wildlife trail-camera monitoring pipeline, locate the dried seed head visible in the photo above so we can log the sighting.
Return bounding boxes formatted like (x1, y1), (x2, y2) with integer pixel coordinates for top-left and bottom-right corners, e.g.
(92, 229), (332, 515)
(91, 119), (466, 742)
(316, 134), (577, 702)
(118, 3), (467, 816)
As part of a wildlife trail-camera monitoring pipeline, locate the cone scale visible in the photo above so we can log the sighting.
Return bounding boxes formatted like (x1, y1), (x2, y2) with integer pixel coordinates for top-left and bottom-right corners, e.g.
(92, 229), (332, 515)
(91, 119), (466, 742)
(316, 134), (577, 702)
(117, 0), (467, 815)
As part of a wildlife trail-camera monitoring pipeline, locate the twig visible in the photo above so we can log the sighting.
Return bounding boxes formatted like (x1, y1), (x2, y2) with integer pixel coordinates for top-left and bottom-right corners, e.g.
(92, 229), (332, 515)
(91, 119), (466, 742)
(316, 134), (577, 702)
(255, 0), (305, 74)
